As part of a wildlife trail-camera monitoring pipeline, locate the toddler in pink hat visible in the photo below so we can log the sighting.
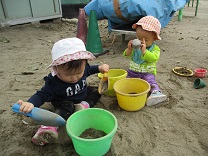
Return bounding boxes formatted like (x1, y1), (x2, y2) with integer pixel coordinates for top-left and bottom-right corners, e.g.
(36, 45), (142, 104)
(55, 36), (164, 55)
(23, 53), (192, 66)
(124, 16), (167, 106)
(17, 37), (109, 146)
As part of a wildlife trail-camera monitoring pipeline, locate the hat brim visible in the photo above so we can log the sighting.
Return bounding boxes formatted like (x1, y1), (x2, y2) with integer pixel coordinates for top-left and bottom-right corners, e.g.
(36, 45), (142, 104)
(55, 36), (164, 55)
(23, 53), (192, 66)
(46, 51), (96, 69)
(132, 23), (161, 40)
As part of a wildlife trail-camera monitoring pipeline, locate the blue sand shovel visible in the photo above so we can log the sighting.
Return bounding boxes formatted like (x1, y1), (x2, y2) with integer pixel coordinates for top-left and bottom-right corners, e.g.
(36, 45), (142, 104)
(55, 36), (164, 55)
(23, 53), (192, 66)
(12, 103), (66, 126)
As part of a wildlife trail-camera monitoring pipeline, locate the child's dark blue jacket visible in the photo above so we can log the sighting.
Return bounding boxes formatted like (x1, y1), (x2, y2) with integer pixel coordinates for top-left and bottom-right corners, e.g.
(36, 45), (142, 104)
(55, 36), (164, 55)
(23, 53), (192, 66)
(28, 63), (99, 107)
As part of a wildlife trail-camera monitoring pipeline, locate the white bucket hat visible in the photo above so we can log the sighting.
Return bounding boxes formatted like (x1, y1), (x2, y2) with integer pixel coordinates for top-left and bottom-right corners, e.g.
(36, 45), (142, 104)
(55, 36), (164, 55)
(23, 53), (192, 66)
(47, 38), (95, 69)
(132, 16), (161, 40)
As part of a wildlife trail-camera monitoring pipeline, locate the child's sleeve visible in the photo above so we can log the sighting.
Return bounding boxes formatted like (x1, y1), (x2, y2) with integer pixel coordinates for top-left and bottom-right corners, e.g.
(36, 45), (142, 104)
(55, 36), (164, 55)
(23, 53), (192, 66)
(87, 63), (99, 75)
(141, 45), (160, 62)
(27, 76), (55, 107)
(123, 49), (133, 57)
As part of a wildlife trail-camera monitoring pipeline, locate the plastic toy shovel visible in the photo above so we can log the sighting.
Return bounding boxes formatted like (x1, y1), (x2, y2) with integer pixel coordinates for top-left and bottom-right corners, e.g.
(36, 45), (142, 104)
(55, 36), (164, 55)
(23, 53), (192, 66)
(98, 72), (108, 94)
(12, 103), (66, 126)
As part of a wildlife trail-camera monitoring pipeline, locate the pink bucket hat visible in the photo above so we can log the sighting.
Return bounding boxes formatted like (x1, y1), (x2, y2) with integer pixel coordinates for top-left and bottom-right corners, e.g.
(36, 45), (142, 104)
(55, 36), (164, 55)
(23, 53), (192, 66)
(132, 16), (161, 40)
(47, 38), (95, 69)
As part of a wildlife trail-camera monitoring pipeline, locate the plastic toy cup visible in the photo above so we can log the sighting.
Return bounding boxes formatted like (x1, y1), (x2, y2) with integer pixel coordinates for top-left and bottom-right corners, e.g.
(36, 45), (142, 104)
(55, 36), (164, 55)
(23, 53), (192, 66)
(193, 78), (206, 89)
(132, 39), (141, 49)
(194, 68), (207, 78)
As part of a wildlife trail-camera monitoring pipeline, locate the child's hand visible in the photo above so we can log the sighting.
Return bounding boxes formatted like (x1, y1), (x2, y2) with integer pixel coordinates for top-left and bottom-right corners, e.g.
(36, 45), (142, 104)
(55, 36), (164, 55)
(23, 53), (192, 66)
(17, 100), (34, 113)
(128, 40), (133, 50)
(140, 38), (147, 55)
(98, 64), (109, 73)
(125, 40), (133, 56)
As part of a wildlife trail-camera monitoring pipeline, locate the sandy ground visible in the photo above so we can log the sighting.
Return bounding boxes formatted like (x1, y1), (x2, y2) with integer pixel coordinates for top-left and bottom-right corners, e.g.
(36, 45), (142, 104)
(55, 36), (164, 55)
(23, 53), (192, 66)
(0, 1), (208, 156)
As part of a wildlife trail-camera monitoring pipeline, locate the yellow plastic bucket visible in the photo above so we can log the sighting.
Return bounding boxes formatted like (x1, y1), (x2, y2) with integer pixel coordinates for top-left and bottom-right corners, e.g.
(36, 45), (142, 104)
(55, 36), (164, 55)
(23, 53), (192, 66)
(98, 69), (127, 96)
(113, 78), (150, 111)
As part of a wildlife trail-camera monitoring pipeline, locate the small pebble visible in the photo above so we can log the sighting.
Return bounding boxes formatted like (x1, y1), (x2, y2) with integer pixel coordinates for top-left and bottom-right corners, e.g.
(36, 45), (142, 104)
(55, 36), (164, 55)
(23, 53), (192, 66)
(22, 120), (29, 125)
(154, 125), (159, 129)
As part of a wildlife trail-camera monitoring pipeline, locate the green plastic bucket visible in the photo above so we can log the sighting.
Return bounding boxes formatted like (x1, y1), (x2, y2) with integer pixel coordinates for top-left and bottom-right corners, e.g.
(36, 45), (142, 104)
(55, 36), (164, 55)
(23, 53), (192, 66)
(66, 108), (118, 156)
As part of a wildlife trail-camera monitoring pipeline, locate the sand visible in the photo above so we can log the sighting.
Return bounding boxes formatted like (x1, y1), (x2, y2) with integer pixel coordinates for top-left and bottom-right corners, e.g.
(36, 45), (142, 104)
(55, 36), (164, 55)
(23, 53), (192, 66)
(0, 1), (208, 156)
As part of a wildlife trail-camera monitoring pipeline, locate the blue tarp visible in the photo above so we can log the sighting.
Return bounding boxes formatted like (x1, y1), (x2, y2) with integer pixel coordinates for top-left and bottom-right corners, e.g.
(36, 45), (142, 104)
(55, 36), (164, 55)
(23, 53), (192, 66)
(84, 0), (189, 32)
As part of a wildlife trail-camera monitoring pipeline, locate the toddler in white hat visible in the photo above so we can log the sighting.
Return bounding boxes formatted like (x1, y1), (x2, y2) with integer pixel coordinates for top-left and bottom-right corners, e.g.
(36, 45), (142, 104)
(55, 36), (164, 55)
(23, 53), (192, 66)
(124, 16), (167, 106)
(17, 37), (109, 146)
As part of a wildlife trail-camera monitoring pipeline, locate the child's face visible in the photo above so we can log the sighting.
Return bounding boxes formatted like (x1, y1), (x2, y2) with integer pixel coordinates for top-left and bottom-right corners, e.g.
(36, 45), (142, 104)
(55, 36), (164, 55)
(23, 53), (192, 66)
(56, 61), (86, 83)
(136, 26), (157, 47)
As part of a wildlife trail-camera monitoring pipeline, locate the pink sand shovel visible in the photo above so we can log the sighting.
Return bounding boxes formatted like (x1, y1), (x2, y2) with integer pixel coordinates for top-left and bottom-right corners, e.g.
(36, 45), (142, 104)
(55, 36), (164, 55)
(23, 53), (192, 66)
(12, 103), (66, 126)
